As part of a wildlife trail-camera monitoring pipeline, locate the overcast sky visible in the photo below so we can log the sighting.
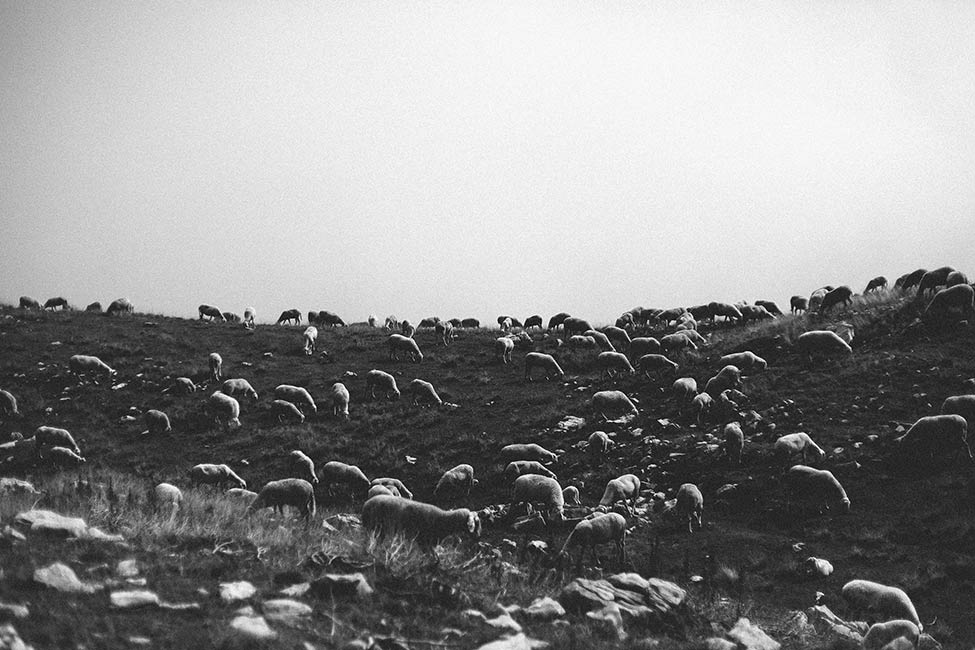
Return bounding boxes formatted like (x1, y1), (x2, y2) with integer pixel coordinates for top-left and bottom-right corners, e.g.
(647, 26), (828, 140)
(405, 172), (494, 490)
(2, 2), (974, 324)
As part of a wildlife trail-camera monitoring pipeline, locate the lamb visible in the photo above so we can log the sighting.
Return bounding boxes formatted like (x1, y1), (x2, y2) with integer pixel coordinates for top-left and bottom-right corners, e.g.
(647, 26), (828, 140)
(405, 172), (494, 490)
(708, 302), (743, 324)
(219, 378), (257, 402)
(35, 426), (81, 455)
(841, 579), (921, 630)
(274, 385), (317, 414)
(174, 377), (197, 394)
(704, 365), (742, 397)
(628, 337), (662, 360)
(723, 422), (744, 465)
(208, 352), (223, 382)
(598, 474), (640, 513)
(407, 379), (442, 407)
(636, 354), (678, 379)
(366, 370), (401, 400)
(68, 354), (116, 380)
(190, 463), (247, 490)
(303, 326), (318, 355)
(106, 298), (134, 316)
(207, 391), (241, 430)
(898, 268), (928, 292)
(500, 443), (558, 464)
(588, 431), (612, 458)
(660, 332), (697, 353)
(19, 296), (40, 309)
(434, 464), (477, 499)
(592, 390), (638, 420)
(558, 512), (627, 570)
(362, 495), (481, 547)
(675, 483), (703, 533)
(861, 620), (920, 650)
(785, 465), (850, 514)
(276, 309), (301, 325)
(435, 321), (454, 346)
(596, 351), (635, 378)
(863, 276), (888, 294)
(774, 432), (826, 464)
(198, 304), (224, 321)
(0, 389), (20, 418)
(524, 315), (543, 330)
(371, 477), (414, 499)
(803, 557), (834, 577)
(754, 300), (783, 316)
(289, 450), (318, 484)
(510, 474), (564, 520)
(247, 478), (316, 519)
(672, 377), (698, 405)
(505, 461), (557, 480)
(922, 284), (975, 325)
(154, 483), (183, 514)
(740, 304), (775, 323)
(270, 399), (305, 423)
(330, 382), (350, 419)
(495, 337), (516, 364)
(790, 296), (808, 314)
(718, 351), (767, 375)
(562, 316), (593, 338)
(942, 394), (975, 431)
(387, 334), (423, 363)
(818, 286), (854, 313)
(142, 409), (171, 435)
(44, 297), (68, 310)
(547, 312), (571, 330)
(689, 392), (713, 423)
(584, 330), (616, 352)
(243, 307), (255, 328)
(946, 270), (969, 287)
(917, 265), (955, 295)
(524, 352), (565, 382)
(41, 446), (86, 468)
(461, 318), (480, 328)
(321, 461), (370, 499)
(796, 330), (853, 362)
(894, 414), (972, 463)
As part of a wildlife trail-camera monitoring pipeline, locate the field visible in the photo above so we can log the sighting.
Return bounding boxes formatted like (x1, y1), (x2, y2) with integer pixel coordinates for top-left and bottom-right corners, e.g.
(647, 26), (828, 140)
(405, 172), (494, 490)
(0, 295), (973, 649)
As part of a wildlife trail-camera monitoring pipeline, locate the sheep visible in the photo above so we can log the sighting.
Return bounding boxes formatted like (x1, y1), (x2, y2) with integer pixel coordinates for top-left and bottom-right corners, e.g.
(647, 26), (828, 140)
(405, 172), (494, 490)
(505, 461), (557, 480)
(596, 351), (635, 378)
(675, 329), (707, 345)
(461, 318), (480, 328)
(510, 474), (564, 520)
(274, 384), (317, 414)
(174, 377), (197, 394)
(270, 399), (305, 423)
(917, 266), (955, 295)
(315, 310), (346, 327)
(330, 382), (350, 419)
(208, 352), (223, 382)
(675, 313), (698, 331)
(19, 296), (40, 309)
(198, 304), (224, 321)
(708, 302), (742, 324)
(40, 446), (85, 467)
(785, 465), (850, 514)
(629, 337), (662, 360)
(632, 354), (676, 381)
(740, 304), (775, 323)
(87, 303), (104, 314)
(922, 284), (975, 325)
(942, 394), (975, 431)
(548, 312), (571, 330)
(400, 320), (415, 337)
(494, 337), (516, 364)
(321, 461), (370, 499)
(226, 488), (259, 503)
(218, 378), (256, 403)
(222, 311), (241, 323)
(366, 369), (400, 400)
(371, 477), (414, 500)
(154, 483), (183, 514)
(497, 315), (522, 329)
(704, 365), (742, 397)
(803, 557), (834, 577)
(68, 354), (116, 380)
(434, 464), (477, 499)
(657, 307), (687, 325)
(0, 389), (20, 418)
(599, 325), (631, 351)
(243, 307), (255, 328)
(142, 409), (171, 435)
(524, 352), (565, 382)
(675, 483), (703, 533)
(807, 287), (830, 312)
(718, 351), (767, 375)
(818, 286), (854, 313)
(35, 426), (81, 455)
(754, 300), (783, 316)
(583, 330), (615, 352)
(289, 450), (318, 484)
(387, 334), (423, 363)
(44, 297), (68, 310)
(661, 332), (697, 354)
(567, 334), (597, 349)
(558, 512), (627, 570)
(672, 377), (697, 405)
(362, 495), (481, 547)
(563, 485), (582, 505)
(898, 268), (928, 292)
(500, 443), (558, 464)
(862, 620), (920, 650)
(796, 330), (853, 362)
(723, 422), (744, 465)
(435, 321), (454, 346)
(689, 393), (713, 423)
(207, 391), (241, 430)
(524, 315), (543, 330)
(562, 316), (593, 338)
(946, 270), (969, 287)
(598, 474), (640, 513)
(863, 276), (888, 294)
(246, 478), (316, 520)
(384, 315), (400, 331)
(190, 463), (247, 490)
(592, 390), (638, 420)
(407, 379), (442, 407)
(368, 484), (400, 499)
(588, 431), (612, 458)
(774, 432), (826, 465)
(790, 296), (808, 314)
(303, 326), (318, 355)
(894, 414), (972, 463)
(841, 580), (921, 631)
(276, 309), (301, 325)
(106, 298), (134, 316)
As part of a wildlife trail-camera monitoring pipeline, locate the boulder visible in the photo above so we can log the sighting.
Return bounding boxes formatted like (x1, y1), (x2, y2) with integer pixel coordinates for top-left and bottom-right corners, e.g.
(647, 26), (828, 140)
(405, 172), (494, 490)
(473, 633), (549, 650)
(220, 581), (257, 603)
(110, 591), (160, 609)
(261, 599), (313, 626)
(33, 562), (97, 594)
(559, 574), (687, 634)
(522, 597), (565, 621)
(0, 624), (32, 650)
(727, 617), (780, 650)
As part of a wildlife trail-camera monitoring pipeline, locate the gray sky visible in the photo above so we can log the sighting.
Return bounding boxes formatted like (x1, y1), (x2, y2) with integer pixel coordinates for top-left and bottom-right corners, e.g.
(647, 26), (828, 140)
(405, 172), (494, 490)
(2, 2), (974, 324)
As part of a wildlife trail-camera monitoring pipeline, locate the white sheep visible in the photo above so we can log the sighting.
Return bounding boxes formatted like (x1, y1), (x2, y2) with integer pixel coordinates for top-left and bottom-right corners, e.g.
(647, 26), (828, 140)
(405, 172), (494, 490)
(387, 334), (423, 363)
(42, 446), (86, 467)
(596, 351), (635, 378)
(636, 354), (678, 379)
(511, 474), (564, 520)
(371, 477), (414, 499)
(434, 464), (477, 499)
(198, 304), (225, 321)
(660, 332), (697, 354)
(303, 326), (318, 356)
(675, 329), (707, 346)
(601, 326), (631, 352)
(68, 354), (116, 381)
(221, 378), (258, 402)
(628, 337), (661, 360)
(142, 409), (171, 435)
(208, 352), (223, 382)
(226, 488), (259, 503)
(500, 443), (558, 464)
(718, 351), (767, 375)
(841, 579), (922, 631)
(366, 370), (400, 400)
(19, 296), (40, 310)
(524, 352), (565, 382)
(861, 620), (920, 650)
(704, 365), (742, 397)
(689, 392), (713, 423)
(270, 399), (305, 423)
(774, 432), (826, 465)
(796, 330), (853, 362)
(0, 389), (20, 418)
(105, 297), (133, 316)
(505, 461), (556, 480)
(708, 302), (743, 324)
(672, 377), (697, 405)
(598, 474), (640, 513)
(562, 485), (582, 505)
(922, 284), (975, 325)
(190, 463), (246, 490)
(723, 422), (744, 465)
(942, 394), (975, 430)
(330, 382), (350, 419)
(174, 377), (197, 394)
(368, 484), (400, 499)
(567, 334), (597, 349)
(321, 461), (370, 499)
(588, 431), (612, 458)
(804, 556), (833, 577)
(243, 307), (255, 328)
(384, 315), (400, 331)
(435, 321), (454, 346)
(248, 478), (316, 520)
(362, 494), (481, 547)
(558, 512), (627, 570)
(34, 426), (81, 455)
(561, 316), (592, 337)
(592, 390), (638, 420)
(407, 379), (442, 407)
(154, 482), (183, 514)
(583, 330), (615, 352)
(675, 483), (703, 533)
(894, 414), (972, 463)
(807, 287), (830, 312)
(274, 384), (317, 414)
(785, 465), (850, 514)
(207, 391), (241, 430)
(289, 450), (318, 484)
(496, 337), (516, 364)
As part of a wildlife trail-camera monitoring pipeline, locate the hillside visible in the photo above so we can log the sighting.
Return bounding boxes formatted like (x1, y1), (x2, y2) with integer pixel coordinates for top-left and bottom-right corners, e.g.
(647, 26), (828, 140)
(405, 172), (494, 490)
(0, 297), (974, 649)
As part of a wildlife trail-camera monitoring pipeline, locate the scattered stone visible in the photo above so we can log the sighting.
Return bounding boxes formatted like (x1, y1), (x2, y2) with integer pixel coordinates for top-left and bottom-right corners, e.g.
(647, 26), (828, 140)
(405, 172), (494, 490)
(15, 511), (87, 538)
(556, 416), (586, 432)
(0, 602), (29, 620)
(116, 559), (139, 578)
(127, 637), (151, 646)
(559, 575), (686, 633)
(522, 596), (565, 621)
(278, 583), (310, 597)
(110, 590), (160, 609)
(261, 599), (313, 625)
(587, 603), (626, 640)
(33, 562), (97, 594)
(228, 614), (277, 643)
(220, 581), (256, 603)
(309, 573), (373, 600)
(727, 617), (780, 650)
(704, 638), (736, 650)
(0, 623), (32, 650)
(0, 479), (40, 495)
(473, 633), (549, 650)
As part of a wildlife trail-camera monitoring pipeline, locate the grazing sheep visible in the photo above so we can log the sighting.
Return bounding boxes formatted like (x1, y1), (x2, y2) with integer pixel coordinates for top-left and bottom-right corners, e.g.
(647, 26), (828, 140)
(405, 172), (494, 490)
(675, 313), (698, 331)
(495, 337), (516, 364)
(584, 330), (616, 352)
(689, 392), (713, 423)
(505, 460), (556, 480)
(629, 337), (662, 360)
(600, 325), (631, 352)
(718, 351), (767, 375)
(946, 270), (969, 287)
(524, 315), (543, 330)
(303, 326), (318, 355)
(461, 318), (480, 328)
(0, 389), (20, 418)
(942, 394), (975, 431)
(35, 426), (81, 455)
(548, 312), (571, 330)
(270, 399), (305, 423)
(841, 580), (921, 630)
(362, 495), (481, 547)
(588, 431), (612, 458)
(400, 320), (415, 337)
(387, 334), (423, 363)
(368, 484), (400, 499)
(598, 474), (640, 512)
(754, 300), (783, 316)
(819, 286), (854, 313)
(661, 332), (697, 354)
(371, 477), (414, 500)
(500, 443), (558, 464)
(658, 307), (687, 325)
(366, 369), (400, 400)
(567, 334), (597, 349)
(511, 474), (564, 520)
(68, 354), (116, 380)
(774, 432), (826, 464)
(198, 304), (224, 321)
(672, 377), (697, 405)
(898, 268), (928, 292)
(276, 309), (301, 325)
(142, 409), (171, 435)
(790, 296), (808, 314)
(592, 390), (638, 420)
(407, 379), (442, 407)
(804, 556), (834, 577)
(524, 352), (565, 382)
(207, 391), (241, 430)
(434, 464), (477, 499)
(222, 312), (241, 323)
(208, 352), (223, 382)
(435, 321), (454, 346)
(740, 304), (775, 323)
(497, 315), (522, 330)
(559, 512), (627, 570)
(675, 483), (703, 533)
(243, 307), (255, 328)
(105, 297), (135, 316)
(289, 450), (318, 484)
(807, 287), (831, 312)
(894, 414), (972, 463)
(863, 276), (888, 294)
(785, 465), (850, 514)
(19, 296), (40, 309)
(154, 483), (183, 513)
(917, 266), (955, 295)
(922, 284), (975, 325)
(704, 365), (742, 397)
(190, 463), (247, 490)
(321, 461), (370, 499)
(384, 315), (400, 331)
(862, 620), (920, 650)
(314, 310), (346, 327)
(597, 351), (635, 378)
(221, 378), (258, 402)
(248, 479), (316, 520)
(274, 385), (317, 414)
(330, 382), (350, 419)
(562, 485), (582, 505)
(226, 488), (259, 503)
(175, 377), (197, 394)
(675, 329), (707, 346)
(562, 316), (593, 338)
(636, 354), (678, 379)
(87, 301), (105, 313)
(797, 330), (853, 362)
(723, 422), (744, 465)
(708, 302), (743, 324)
(44, 297), (68, 310)
(41, 446), (86, 467)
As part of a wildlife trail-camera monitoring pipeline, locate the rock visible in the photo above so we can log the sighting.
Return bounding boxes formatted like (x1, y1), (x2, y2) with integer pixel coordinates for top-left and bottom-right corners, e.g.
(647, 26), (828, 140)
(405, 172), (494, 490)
(0, 603), (29, 620)
(727, 617), (780, 650)
(228, 614), (277, 643)
(485, 612), (522, 634)
(323, 514), (361, 530)
(261, 599), (313, 625)
(309, 573), (373, 600)
(522, 597), (565, 621)
(806, 605), (866, 643)
(84, 527), (125, 543)
(220, 581), (257, 603)
(587, 603), (626, 640)
(0, 624), (32, 650)
(559, 575), (686, 633)
(278, 583), (311, 597)
(15, 511), (87, 538)
(33, 562), (97, 594)
(0, 479), (40, 495)
(116, 559), (139, 578)
(704, 639), (736, 650)
(556, 416), (586, 432)
(110, 590), (160, 609)
(473, 633), (549, 650)
(127, 637), (151, 646)
(559, 578), (618, 613)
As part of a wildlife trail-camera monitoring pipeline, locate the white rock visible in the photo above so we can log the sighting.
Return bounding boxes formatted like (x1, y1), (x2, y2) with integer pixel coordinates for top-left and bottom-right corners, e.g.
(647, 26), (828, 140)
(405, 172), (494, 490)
(110, 590), (160, 609)
(33, 562), (97, 594)
(262, 599), (313, 625)
(586, 603), (626, 641)
(0, 624), (32, 650)
(474, 633), (549, 650)
(523, 597), (565, 621)
(220, 581), (257, 603)
(229, 615), (277, 642)
(727, 618), (780, 650)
